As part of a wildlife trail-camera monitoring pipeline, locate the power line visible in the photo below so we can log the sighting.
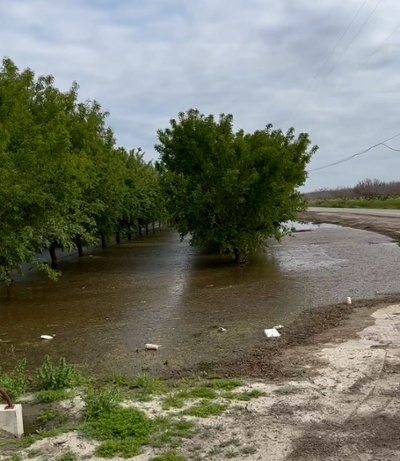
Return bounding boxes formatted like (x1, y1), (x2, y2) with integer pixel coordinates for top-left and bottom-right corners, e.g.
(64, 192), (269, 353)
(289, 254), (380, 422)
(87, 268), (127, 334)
(324, 0), (384, 78)
(382, 143), (400, 152)
(308, 131), (400, 172)
(281, 0), (368, 126)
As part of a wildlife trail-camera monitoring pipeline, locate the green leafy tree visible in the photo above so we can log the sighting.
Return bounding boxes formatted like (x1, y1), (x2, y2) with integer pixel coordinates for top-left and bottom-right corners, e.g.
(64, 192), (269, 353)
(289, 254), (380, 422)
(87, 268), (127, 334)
(156, 109), (317, 263)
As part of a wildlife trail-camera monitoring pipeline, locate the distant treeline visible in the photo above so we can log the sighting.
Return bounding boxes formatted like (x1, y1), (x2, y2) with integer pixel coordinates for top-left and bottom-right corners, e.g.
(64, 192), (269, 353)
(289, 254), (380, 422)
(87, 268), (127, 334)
(0, 58), (166, 285)
(304, 179), (400, 201)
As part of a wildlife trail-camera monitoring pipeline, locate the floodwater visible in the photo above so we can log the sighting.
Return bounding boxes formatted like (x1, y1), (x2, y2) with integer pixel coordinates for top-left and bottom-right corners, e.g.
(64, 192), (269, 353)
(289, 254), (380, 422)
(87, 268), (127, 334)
(0, 224), (399, 376)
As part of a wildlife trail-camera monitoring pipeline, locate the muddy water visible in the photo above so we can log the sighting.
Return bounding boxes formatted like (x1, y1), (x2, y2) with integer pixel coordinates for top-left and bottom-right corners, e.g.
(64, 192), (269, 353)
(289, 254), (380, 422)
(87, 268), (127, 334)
(0, 225), (399, 376)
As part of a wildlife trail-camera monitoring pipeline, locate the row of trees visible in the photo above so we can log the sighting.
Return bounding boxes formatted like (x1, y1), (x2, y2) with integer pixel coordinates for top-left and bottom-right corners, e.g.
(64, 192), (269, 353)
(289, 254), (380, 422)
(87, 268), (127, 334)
(1, 58), (317, 283)
(0, 58), (165, 284)
(305, 179), (400, 201)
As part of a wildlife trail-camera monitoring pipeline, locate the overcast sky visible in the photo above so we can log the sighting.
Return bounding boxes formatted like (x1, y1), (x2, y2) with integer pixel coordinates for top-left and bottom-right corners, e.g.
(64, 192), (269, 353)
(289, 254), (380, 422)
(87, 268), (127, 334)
(1, 0), (399, 191)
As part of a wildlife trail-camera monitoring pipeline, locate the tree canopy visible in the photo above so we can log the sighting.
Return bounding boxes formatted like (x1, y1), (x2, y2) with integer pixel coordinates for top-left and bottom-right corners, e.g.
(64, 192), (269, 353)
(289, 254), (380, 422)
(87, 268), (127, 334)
(0, 58), (166, 284)
(156, 109), (317, 262)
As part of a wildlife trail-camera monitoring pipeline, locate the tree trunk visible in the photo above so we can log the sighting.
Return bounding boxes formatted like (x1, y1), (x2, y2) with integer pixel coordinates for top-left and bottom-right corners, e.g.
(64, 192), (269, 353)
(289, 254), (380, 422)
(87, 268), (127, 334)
(127, 229), (132, 240)
(116, 229), (121, 244)
(100, 233), (106, 249)
(138, 219), (142, 236)
(234, 248), (245, 265)
(49, 242), (58, 269)
(145, 224), (149, 235)
(76, 240), (84, 257)
(152, 222), (155, 234)
(158, 221), (161, 231)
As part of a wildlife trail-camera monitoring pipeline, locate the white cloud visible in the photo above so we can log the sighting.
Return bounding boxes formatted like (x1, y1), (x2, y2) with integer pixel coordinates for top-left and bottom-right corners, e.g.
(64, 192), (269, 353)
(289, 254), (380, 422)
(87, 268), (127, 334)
(1, 0), (400, 190)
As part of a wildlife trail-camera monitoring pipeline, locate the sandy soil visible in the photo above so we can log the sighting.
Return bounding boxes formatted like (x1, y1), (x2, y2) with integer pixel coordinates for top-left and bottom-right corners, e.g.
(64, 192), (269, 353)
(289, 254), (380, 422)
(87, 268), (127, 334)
(2, 300), (400, 461)
(301, 210), (400, 242)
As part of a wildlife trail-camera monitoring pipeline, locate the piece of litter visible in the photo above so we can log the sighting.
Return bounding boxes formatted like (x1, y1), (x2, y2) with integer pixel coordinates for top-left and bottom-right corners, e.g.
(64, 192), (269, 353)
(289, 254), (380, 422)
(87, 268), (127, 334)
(346, 297), (352, 305)
(40, 335), (54, 340)
(217, 327), (227, 332)
(145, 343), (159, 350)
(264, 328), (281, 339)
(274, 325), (284, 330)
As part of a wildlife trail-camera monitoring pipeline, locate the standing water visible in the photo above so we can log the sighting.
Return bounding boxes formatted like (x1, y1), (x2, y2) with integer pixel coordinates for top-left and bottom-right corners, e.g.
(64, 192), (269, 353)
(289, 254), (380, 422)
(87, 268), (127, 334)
(0, 225), (399, 376)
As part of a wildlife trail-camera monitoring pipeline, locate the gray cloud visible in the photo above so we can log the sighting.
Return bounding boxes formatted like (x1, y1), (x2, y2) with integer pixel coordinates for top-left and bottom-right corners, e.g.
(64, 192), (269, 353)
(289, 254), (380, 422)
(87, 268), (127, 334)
(1, 0), (400, 191)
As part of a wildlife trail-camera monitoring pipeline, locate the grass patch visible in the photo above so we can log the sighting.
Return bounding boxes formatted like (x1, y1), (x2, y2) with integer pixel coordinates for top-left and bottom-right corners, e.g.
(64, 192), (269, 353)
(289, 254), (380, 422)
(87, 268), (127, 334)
(84, 386), (121, 420)
(57, 451), (77, 461)
(204, 379), (242, 391)
(0, 360), (28, 400)
(37, 408), (60, 425)
(162, 394), (185, 410)
(183, 400), (227, 418)
(125, 373), (166, 401)
(36, 356), (81, 391)
(309, 197), (400, 209)
(36, 389), (72, 403)
(82, 406), (196, 458)
(223, 389), (265, 401)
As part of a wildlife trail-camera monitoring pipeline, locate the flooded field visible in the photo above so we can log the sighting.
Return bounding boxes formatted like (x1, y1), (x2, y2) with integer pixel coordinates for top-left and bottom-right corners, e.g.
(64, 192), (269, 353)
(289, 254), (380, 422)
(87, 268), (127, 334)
(0, 224), (399, 376)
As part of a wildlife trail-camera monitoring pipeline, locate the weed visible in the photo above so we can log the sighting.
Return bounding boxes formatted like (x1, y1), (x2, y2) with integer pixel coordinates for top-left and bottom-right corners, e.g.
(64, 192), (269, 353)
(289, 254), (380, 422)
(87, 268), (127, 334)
(57, 451), (77, 461)
(37, 408), (59, 425)
(224, 389), (265, 401)
(225, 450), (239, 458)
(0, 360), (28, 400)
(27, 449), (42, 458)
(150, 452), (186, 461)
(130, 373), (164, 398)
(149, 417), (196, 448)
(10, 454), (22, 461)
(36, 389), (71, 403)
(179, 387), (217, 400)
(36, 356), (80, 390)
(241, 445), (257, 455)
(274, 385), (301, 395)
(84, 386), (121, 420)
(204, 379), (242, 390)
(219, 437), (241, 448)
(209, 446), (223, 456)
(95, 439), (141, 458)
(162, 394), (185, 410)
(183, 400), (227, 418)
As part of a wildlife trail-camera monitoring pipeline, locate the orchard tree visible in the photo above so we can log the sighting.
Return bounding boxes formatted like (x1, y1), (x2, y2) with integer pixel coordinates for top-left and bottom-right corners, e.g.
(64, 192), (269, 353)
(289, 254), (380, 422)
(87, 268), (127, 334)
(156, 109), (317, 263)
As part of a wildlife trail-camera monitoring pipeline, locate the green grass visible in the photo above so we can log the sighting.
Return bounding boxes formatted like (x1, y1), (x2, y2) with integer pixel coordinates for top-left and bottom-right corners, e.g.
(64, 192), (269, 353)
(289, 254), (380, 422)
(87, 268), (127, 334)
(162, 394), (186, 410)
(57, 451), (77, 461)
(183, 400), (227, 418)
(82, 406), (196, 458)
(84, 386), (121, 420)
(309, 197), (400, 209)
(37, 408), (60, 425)
(36, 389), (72, 403)
(203, 379), (243, 391)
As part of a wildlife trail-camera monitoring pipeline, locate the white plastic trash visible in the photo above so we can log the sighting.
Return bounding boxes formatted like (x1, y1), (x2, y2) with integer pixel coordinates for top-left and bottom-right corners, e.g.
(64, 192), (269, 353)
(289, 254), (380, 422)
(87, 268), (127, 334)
(264, 328), (281, 339)
(346, 297), (352, 305)
(217, 327), (227, 332)
(40, 335), (54, 340)
(274, 325), (284, 331)
(145, 343), (159, 350)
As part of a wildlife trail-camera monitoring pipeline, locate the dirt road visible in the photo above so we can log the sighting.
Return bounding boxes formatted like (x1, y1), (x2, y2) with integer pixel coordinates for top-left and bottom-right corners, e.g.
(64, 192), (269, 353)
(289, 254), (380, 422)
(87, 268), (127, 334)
(301, 208), (400, 242)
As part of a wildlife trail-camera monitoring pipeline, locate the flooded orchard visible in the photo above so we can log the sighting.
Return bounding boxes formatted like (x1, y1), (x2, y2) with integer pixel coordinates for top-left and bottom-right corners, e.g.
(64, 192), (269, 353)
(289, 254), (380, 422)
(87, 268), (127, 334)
(0, 224), (399, 376)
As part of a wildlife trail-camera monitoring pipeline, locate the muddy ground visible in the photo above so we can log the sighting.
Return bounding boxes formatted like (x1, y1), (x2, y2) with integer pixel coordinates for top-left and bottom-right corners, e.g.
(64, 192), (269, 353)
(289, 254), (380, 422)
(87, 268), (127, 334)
(2, 296), (399, 461)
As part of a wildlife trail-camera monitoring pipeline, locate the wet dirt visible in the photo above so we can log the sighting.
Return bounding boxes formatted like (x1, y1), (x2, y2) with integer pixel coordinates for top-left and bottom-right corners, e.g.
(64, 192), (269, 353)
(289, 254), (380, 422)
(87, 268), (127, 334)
(0, 224), (400, 377)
